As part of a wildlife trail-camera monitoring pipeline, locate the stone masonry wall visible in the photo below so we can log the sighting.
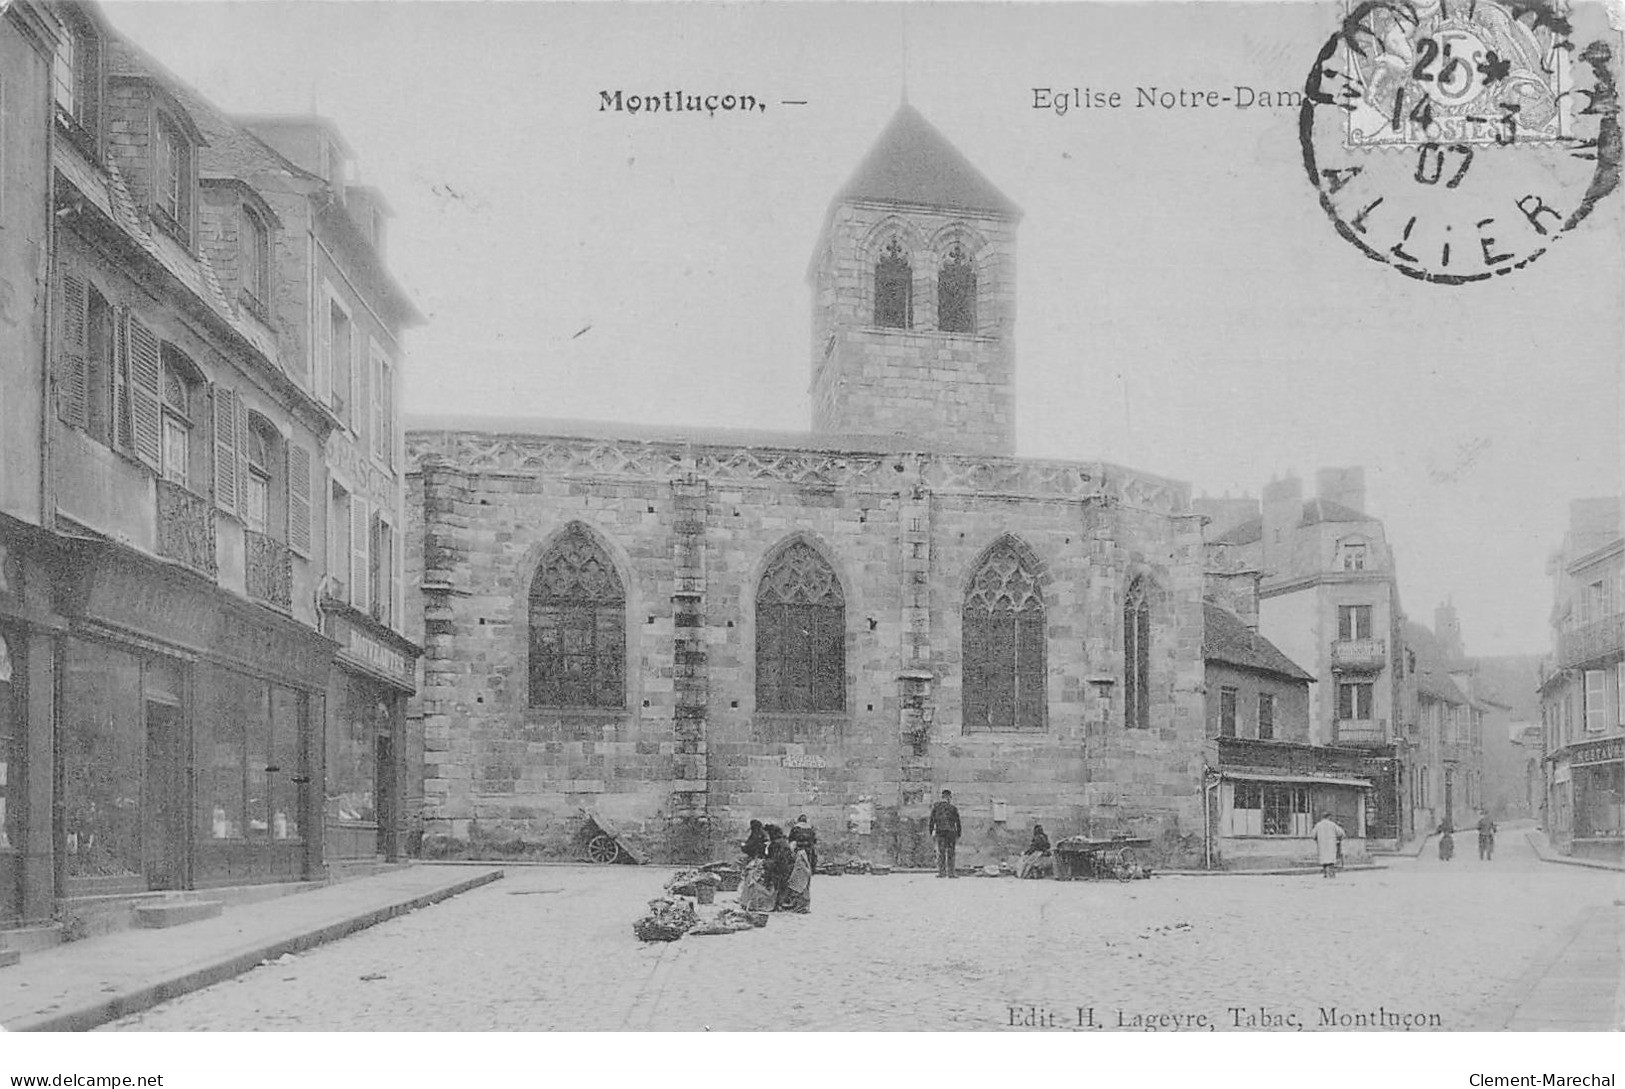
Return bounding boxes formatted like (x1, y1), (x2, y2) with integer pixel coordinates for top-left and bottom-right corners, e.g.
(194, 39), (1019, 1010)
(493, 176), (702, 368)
(405, 432), (1207, 868)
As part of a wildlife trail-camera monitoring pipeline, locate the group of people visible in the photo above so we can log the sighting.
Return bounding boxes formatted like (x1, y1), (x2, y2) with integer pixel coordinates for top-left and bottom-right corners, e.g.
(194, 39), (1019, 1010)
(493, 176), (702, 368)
(1436, 813), (1497, 862)
(737, 815), (817, 914)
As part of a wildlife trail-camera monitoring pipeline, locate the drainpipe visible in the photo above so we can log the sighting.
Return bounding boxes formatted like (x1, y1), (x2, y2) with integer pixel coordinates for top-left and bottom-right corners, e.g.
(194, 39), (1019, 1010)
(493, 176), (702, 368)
(1202, 765), (1220, 870)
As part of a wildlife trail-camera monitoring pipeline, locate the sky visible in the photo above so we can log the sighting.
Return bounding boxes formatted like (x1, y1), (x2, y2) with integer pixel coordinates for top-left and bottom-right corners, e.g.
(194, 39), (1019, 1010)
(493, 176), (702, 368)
(101, 1), (1625, 658)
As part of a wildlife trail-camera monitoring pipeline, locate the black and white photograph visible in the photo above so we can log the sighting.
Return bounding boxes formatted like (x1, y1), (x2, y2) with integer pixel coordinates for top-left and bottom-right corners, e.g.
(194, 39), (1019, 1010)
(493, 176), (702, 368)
(0, 0), (1621, 1079)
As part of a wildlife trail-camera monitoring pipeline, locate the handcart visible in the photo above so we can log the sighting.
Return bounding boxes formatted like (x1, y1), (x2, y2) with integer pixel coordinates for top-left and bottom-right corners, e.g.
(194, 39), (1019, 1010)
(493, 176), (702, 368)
(578, 809), (643, 865)
(1052, 835), (1152, 881)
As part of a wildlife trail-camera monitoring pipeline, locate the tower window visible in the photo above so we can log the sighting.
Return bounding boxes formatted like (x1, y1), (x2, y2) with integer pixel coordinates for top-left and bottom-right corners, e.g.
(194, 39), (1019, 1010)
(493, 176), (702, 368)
(938, 243), (976, 333)
(874, 237), (912, 329)
(1124, 578), (1152, 729)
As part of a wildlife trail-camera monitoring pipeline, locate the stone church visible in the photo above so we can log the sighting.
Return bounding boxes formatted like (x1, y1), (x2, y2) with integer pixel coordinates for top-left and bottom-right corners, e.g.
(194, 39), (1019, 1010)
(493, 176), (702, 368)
(404, 105), (1209, 867)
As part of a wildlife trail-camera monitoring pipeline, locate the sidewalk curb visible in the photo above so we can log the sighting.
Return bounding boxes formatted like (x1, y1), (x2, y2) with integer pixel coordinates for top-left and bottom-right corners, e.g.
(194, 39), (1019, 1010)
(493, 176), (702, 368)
(1159, 864), (1385, 877)
(1524, 830), (1625, 873)
(5, 868), (505, 1033)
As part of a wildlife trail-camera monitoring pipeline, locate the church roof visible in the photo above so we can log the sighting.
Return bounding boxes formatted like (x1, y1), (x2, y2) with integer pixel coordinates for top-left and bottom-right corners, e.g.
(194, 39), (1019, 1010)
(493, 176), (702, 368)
(1203, 603), (1315, 682)
(836, 104), (1020, 219)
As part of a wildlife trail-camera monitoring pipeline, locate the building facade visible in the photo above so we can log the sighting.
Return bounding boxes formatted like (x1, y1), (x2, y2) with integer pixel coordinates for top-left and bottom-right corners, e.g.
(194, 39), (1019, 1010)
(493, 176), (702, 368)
(405, 106), (1211, 869)
(1539, 498), (1623, 862)
(2, 0), (419, 930)
(1197, 468), (1408, 844)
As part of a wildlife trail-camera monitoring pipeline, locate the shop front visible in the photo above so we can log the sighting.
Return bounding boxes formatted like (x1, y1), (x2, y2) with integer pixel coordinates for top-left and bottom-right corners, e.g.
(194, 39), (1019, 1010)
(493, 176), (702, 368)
(323, 609), (419, 864)
(1568, 737), (1623, 863)
(0, 522), (65, 926)
(57, 543), (334, 897)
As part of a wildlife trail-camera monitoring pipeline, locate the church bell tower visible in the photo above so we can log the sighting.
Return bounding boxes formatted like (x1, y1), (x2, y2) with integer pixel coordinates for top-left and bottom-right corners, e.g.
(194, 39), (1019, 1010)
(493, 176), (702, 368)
(808, 105), (1021, 455)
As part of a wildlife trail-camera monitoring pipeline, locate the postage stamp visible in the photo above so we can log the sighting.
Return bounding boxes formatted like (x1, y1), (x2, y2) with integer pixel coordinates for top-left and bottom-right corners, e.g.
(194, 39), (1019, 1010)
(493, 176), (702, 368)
(1299, 0), (1622, 284)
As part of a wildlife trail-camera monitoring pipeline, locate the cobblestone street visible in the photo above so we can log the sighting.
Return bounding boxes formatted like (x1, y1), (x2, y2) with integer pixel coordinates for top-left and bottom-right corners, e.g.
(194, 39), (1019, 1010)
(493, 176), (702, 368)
(104, 828), (1622, 1032)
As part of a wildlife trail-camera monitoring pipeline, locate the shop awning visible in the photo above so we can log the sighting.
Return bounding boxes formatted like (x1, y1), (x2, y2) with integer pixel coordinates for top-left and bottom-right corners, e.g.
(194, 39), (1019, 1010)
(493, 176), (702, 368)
(1221, 771), (1373, 788)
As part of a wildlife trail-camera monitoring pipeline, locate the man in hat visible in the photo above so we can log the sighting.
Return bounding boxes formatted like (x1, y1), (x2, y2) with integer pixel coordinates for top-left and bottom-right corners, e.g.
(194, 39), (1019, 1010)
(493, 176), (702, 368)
(928, 789), (962, 878)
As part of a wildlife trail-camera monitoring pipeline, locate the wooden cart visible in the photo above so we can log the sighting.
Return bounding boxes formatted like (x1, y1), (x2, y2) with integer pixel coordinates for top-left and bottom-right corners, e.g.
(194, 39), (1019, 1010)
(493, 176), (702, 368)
(578, 810), (644, 865)
(1052, 836), (1151, 881)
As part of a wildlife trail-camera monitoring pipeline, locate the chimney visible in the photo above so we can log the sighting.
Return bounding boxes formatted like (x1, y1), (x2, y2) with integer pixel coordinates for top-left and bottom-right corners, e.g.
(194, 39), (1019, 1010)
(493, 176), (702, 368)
(1260, 474), (1302, 574)
(1316, 466), (1367, 515)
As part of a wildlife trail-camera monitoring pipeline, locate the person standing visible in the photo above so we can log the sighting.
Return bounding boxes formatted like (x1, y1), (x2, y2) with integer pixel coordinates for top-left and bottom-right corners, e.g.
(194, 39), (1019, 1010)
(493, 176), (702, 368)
(928, 789), (962, 878)
(789, 814), (818, 874)
(1476, 813), (1497, 861)
(763, 824), (794, 907)
(1311, 811), (1345, 879)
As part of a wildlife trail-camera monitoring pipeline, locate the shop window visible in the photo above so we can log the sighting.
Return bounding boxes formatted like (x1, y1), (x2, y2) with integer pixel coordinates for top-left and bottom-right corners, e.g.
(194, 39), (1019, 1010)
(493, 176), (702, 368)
(963, 538), (1045, 732)
(1124, 577), (1152, 729)
(1230, 782), (1310, 836)
(329, 680), (382, 827)
(204, 674), (247, 840)
(756, 541), (845, 713)
(269, 687), (302, 840)
(1219, 687), (1238, 737)
(1258, 692), (1276, 740)
(528, 525), (626, 708)
(0, 632), (16, 853)
(874, 237), (912, 329)
(60, 640), (145, 884)
(937, 242), (976, 333)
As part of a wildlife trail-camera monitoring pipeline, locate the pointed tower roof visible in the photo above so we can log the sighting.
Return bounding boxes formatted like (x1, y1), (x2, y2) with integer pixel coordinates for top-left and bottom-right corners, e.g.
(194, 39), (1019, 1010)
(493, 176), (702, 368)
(836, 104), (1020, 219)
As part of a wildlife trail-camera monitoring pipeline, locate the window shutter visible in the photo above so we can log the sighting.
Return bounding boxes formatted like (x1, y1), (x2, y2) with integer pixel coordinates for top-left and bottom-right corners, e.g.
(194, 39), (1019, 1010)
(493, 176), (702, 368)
(350, 494), (369, 612)
(382, 362), (394, 466)
(112, 312), (131, 449)
(353, 337), (368, 445)
(57, 274), (90, 427)
(316, 300), (332, 403)
(212, 386), (239, 515)
(287, 443), (312, 556)
(372, 350), (386, 460)
(236, 396), (251, 521)
(124, 312), (163, 470)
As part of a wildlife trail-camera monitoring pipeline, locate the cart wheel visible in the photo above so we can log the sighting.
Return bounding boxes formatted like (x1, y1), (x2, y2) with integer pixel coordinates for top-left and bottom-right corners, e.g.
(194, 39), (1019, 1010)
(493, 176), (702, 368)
(586, 834), (621, 864)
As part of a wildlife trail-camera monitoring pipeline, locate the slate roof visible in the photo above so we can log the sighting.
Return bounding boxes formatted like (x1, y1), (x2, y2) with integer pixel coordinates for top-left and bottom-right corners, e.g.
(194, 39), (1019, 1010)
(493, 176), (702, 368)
(1405, 622), (1471, 706)
(1203, 603), (1315, 682)
(1210, 498), (1374, 546)
(836, 104), (1020, 218)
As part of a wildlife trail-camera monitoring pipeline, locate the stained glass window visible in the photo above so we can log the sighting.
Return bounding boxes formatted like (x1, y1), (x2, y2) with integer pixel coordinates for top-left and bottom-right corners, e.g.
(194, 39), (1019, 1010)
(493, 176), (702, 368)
(529, 526), (625, 708)
(963, 540), (1045, 732)
(756, 542), (845, 713)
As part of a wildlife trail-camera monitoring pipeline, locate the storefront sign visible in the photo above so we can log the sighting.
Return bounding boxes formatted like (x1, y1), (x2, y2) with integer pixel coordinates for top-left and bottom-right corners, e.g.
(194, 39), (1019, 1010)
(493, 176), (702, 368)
(1572, 737), (1623, 767)
(85, 564), (214, 649)
(332, 615), (415, 690)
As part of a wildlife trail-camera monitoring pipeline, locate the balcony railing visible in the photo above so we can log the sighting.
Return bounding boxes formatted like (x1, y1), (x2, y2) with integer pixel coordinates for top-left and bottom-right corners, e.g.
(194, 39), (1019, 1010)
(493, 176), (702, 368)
(156, 478), (217, 577)
(1334, 718), (1387, 745)
(1558, 615), (1624, 669)
(245, 529), (293, 610)
(1331, 638), (1387, 672)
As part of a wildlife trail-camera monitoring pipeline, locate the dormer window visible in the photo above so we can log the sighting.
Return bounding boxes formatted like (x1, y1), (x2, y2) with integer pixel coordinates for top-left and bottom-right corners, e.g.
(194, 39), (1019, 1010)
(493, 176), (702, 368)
(242, 206), (270, 305)
(1340, 541), (1368, 571)
(874, 237), (912, 329)
(53, 12), (102, 150)
(154, 114), (193, 241)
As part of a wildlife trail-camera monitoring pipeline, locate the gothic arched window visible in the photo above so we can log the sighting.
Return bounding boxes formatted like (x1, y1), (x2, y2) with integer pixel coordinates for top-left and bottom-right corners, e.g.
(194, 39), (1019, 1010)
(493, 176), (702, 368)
(938, 243), (976, 334)
(874, 237), (912, 329)
(963, 540), (1045, 732)
(529, 526), (625, 708)
(1124, 577), (1151, 729)
(756, 542), (845, 713)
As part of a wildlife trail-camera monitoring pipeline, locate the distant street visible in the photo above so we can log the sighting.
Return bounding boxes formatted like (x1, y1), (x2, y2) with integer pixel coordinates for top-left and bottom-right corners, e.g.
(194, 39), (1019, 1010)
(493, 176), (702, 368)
(105, 824), (1620, 1032)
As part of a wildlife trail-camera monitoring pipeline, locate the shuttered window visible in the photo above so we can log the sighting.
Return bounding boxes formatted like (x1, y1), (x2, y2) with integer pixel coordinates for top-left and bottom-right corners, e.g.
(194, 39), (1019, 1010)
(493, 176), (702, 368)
(125, 312), (163, 470)
(349, 494), (369, 613)
(529, 526), (625, 708)
(963, 539), (1045, 732)
(56, 273), (90, 428)
(213, 387), (240, 516)
(287, 443), (312, 556)
(755, 542), (845, 713)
